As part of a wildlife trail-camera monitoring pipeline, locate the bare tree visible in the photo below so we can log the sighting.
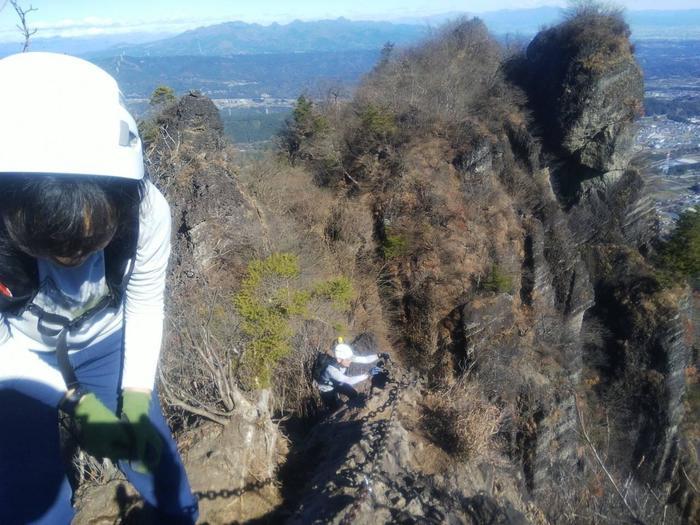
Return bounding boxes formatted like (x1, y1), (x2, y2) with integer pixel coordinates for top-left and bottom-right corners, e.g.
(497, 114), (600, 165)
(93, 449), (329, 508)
(10, 0), (37, 52)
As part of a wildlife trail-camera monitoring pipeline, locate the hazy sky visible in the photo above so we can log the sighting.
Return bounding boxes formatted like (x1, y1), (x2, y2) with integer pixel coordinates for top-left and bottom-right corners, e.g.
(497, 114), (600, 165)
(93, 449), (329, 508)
(0, 0), (698, 42)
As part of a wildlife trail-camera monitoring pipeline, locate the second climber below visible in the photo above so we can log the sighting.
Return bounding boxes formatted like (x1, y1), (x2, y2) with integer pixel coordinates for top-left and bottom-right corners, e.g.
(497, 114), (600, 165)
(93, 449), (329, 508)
(314, 339), (388, 411)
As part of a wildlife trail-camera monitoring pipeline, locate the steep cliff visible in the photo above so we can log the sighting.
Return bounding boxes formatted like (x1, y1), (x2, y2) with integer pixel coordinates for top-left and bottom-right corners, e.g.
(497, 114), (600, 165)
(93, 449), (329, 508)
(516, 8), (695, 522)
(278, 9), (694, 524)
(75, 10), (697, 525)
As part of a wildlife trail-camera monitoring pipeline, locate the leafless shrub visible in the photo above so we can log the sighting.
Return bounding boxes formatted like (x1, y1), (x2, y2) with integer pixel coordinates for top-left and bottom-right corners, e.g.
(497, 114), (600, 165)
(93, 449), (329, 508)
(356, 18), (510, 130)
(563, 0), (626, 21)
(559, 0), (632, 74)
(423, 381), (503, 462)
(159, 285), (246, 428)
(546, 396), (682, 525)
(273, 320), (336, 418)
(71, 453), (122, 487)
(60, 414), (123, 489)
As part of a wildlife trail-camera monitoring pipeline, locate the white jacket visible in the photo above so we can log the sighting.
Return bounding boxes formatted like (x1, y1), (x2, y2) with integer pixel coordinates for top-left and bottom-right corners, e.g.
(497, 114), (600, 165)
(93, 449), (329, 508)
(317, 353), (379, 393)
(0, 181), (170, 404)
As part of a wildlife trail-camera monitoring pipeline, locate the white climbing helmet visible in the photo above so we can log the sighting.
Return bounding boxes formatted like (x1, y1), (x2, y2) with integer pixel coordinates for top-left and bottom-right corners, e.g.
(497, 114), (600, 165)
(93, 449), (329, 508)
(0, 52), (144, 180)
(334, 343), (353, 360)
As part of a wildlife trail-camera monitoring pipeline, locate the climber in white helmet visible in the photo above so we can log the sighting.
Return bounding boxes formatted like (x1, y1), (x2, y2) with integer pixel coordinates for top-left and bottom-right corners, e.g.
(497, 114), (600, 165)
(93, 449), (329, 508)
(0, 52), (197, 524)
(313, 338), (388, 411)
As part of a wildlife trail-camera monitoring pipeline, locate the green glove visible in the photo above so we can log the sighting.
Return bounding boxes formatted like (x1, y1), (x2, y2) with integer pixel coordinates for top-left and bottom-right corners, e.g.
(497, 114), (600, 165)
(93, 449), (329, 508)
(121, 390), (163, 473)
(73, 393), (133, 461)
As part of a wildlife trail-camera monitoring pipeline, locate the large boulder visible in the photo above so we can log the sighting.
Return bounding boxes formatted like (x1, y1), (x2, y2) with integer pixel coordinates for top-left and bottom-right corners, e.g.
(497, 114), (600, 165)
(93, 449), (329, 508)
(520, 11), (643, 173)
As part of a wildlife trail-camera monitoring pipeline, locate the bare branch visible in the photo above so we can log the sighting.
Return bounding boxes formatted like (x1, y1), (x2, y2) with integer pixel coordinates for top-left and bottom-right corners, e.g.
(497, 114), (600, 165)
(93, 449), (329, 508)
(158, 368), (229, 426)
(681, 465), (699, 494)
(10, 1), (37, 52)
(575, 394), (647, 525)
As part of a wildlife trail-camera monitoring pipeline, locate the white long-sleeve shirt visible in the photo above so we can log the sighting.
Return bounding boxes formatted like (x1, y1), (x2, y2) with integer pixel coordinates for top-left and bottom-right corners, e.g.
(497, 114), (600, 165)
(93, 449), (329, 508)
(318, 353), (379, 392)
(0, 180), (170, 404)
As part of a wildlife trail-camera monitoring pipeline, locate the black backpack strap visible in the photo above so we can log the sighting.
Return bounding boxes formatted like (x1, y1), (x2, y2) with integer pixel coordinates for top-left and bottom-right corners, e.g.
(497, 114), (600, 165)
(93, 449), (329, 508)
(318, 354), (340, 387)
(27, 294), (113, 390)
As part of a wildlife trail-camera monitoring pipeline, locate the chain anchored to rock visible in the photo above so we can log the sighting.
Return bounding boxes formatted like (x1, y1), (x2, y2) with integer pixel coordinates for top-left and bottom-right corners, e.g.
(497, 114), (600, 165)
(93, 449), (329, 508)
(194, 476), (275, 501)
(338, 363), (416, 524)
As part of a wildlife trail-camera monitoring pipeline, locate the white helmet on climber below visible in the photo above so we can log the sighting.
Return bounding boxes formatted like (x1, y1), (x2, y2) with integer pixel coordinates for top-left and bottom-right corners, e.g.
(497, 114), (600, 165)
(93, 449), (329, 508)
(0, 52), (144, 180)
(334, 343), (353, 360)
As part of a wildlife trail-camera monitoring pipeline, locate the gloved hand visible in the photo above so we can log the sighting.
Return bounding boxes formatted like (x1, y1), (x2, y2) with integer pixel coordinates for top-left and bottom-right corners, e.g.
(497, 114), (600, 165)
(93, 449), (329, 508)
(121, 390), (163, 474)
(378, 352), (390, 360)
(73, 393), (133, 461)
(370, 366), (383, 376)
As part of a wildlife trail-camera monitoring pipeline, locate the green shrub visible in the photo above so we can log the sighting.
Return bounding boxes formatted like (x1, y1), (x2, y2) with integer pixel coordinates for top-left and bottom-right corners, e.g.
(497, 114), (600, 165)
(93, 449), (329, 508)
(313, 277), (354, 311)
(279, 95), (329, 162)
(150, 85), (176, 106)
(382, 234), (409, 259)
(234, 253), (305, 387)
(481, 265), (513, 294)
(656, 208), (700, 288)
(358, 104), (397, 139)
(234, 253), (354, 387)
(138, 119), (160, 146)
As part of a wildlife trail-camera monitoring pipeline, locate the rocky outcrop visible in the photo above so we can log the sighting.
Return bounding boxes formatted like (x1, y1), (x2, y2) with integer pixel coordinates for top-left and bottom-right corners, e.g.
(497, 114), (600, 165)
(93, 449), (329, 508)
(519, 12), (643, 173)
(583, 247), (693, 481)
(347, 10), (692, 523)
(147, 93), (284, 523)
(147, 91), (268, 289)
(567, 170), (659, 249)
(73, 12), (696, 525)
(518, 9), (693, 522)
(181, 390), (283, 523)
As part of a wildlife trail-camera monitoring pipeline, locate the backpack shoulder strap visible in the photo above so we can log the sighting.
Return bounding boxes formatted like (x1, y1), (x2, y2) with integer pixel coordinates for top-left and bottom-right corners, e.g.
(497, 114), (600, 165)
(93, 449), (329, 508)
(104, 185), (141, 305)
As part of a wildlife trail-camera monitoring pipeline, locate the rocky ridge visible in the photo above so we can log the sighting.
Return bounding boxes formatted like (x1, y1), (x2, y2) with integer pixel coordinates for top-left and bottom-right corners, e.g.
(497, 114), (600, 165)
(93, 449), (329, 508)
(75, 10), (697, 525)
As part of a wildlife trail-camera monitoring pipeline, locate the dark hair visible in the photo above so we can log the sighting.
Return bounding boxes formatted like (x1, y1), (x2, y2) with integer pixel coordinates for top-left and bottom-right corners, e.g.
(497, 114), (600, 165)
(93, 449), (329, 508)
(0, 175), (146, 260)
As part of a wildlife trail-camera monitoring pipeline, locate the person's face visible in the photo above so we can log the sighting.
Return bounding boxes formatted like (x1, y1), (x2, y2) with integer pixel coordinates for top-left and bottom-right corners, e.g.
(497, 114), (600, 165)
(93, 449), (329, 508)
(23, 233), (114, 268)
(51, 253), (96, 268)
(338, 358), (352, 367)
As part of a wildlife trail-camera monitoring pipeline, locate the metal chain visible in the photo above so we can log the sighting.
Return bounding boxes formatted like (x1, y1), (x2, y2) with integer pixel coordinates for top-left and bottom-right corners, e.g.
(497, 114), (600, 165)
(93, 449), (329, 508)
(375, 472), (447, 524)
(194, 476), (275, 501)
(337, 363), (416, 524)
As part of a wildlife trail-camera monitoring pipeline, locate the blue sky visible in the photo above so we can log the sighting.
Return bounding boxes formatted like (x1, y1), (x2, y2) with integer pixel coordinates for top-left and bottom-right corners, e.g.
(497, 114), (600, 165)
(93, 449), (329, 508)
(0, 0), (698, 42)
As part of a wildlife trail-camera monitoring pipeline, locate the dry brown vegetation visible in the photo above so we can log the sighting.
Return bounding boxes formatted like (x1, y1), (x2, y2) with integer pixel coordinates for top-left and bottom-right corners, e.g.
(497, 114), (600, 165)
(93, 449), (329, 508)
(422, 381), (503, 462)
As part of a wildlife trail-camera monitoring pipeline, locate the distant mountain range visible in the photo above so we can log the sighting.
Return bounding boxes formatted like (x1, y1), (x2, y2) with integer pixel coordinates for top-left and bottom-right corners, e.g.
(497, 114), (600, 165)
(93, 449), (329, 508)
(87, 19), (428, 58)
(0, 32), (173, 59)
(84, 9), (700, 58)
(1, 8), (699, 60)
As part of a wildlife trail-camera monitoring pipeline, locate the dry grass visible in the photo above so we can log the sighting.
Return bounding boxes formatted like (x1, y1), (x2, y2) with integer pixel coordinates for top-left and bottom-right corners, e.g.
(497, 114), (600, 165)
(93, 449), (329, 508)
(422, 381), (502, 462)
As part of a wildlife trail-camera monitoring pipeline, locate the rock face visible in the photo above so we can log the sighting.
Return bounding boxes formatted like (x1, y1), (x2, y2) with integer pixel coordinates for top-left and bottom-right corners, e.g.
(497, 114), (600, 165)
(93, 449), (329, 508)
(147, 93), (284, 523)
(148, 91), (268, 289)
(282, 368), (533, 525)
(518, 10), (694, 522)
(318, 10), (691, 524)
(181, 391), (283, 524)
(520, 12), (643, 173)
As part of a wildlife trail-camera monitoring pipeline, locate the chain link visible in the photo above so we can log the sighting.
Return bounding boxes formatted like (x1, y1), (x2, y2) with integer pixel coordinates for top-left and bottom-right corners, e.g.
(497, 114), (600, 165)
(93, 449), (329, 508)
(336, 361), (417, 524)
(194, 476), (275, 501)
(375, 472), (448, 524)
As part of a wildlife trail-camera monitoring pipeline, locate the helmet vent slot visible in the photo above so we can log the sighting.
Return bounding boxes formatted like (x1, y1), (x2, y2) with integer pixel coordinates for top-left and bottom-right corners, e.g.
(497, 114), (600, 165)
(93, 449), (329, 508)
(119, 120), (131, 146)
